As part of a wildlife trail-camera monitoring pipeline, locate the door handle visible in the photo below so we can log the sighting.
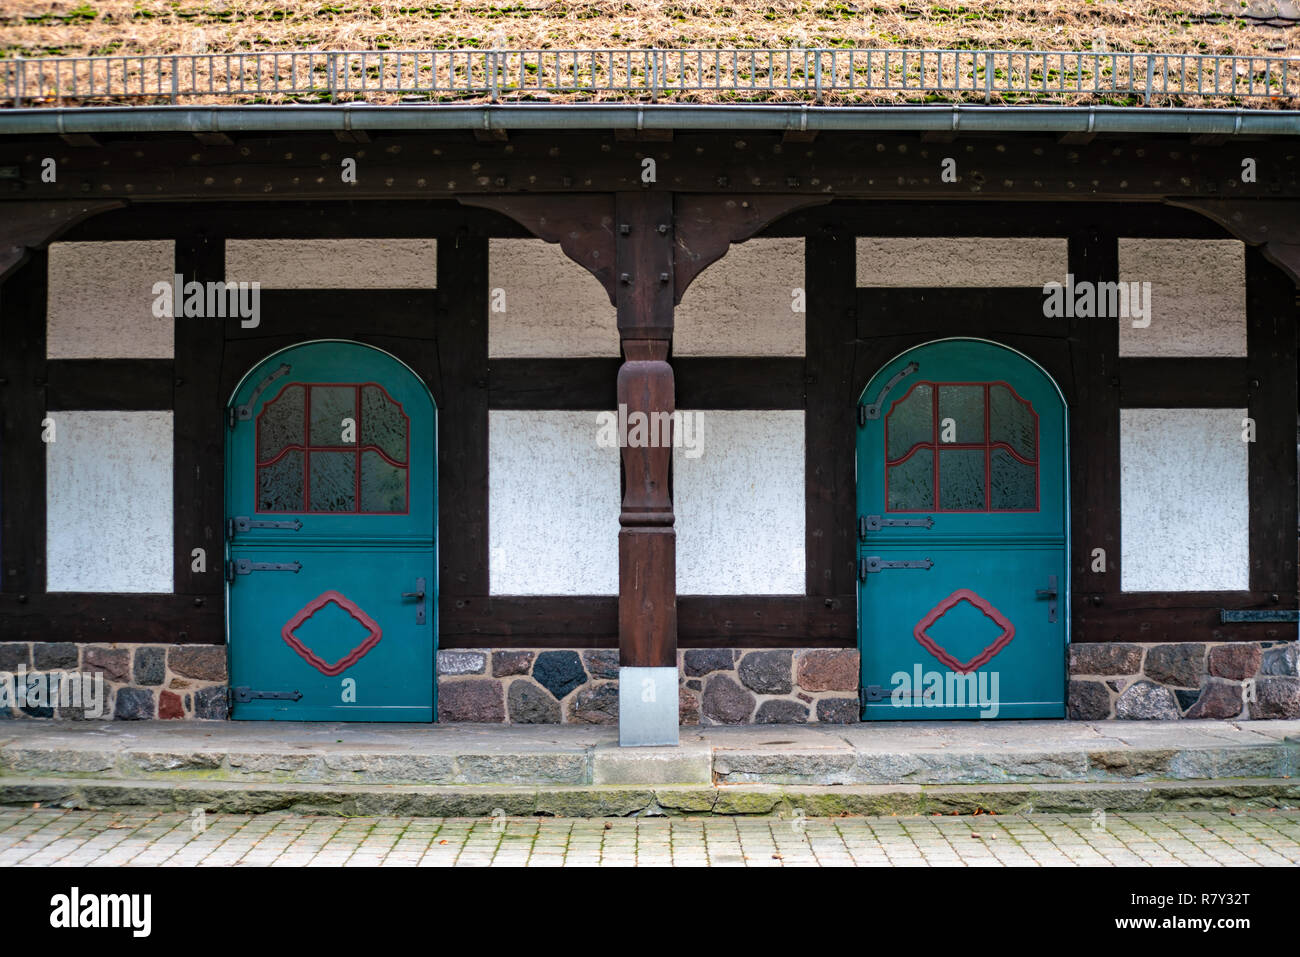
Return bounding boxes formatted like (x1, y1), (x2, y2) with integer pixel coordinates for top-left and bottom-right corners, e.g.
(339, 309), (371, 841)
(401, 577), (427, 625)
(1035, 575), (1058, 623)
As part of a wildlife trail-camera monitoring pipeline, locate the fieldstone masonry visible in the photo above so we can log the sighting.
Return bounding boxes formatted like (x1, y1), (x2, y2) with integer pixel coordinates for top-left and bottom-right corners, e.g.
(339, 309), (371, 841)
(1068, 640), (1300, 720)
(1, 640), (1295, 722)
(437, 648), (861, 725)
(0, 643), (228, 720)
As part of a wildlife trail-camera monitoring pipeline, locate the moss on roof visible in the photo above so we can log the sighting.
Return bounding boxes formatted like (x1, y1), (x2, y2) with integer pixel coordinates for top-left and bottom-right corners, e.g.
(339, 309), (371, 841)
(1, 2), (1297, 106)
(3, 1), (1296, 58)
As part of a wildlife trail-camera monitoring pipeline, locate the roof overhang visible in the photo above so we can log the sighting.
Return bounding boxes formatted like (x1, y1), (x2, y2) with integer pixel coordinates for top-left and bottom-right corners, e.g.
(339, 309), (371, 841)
(2, 103), (1299, 138)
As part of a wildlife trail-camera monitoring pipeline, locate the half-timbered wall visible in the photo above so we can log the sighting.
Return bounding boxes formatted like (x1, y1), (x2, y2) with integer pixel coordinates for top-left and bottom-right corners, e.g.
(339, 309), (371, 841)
(1, 195), (1295, 722)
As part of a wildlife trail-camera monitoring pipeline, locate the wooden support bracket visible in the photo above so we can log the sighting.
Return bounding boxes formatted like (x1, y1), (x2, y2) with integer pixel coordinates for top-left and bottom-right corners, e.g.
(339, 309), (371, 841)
(0, 199), (124, 283)
(1167, 199), (1300, 287)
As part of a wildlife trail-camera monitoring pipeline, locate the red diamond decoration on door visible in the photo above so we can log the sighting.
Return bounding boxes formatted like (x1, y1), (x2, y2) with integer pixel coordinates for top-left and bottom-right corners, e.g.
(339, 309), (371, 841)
(913, 588), (1015, 675)
(281, 590), (383, 677)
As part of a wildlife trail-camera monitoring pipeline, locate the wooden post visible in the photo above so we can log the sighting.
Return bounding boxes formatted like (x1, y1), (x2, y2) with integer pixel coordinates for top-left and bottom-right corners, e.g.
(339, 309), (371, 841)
(614, 191), (678, 746)
(458, 191), (821, 743)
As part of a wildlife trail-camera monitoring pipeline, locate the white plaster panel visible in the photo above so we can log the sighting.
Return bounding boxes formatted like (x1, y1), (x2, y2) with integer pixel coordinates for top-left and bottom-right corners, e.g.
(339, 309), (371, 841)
(47, 241), (175, 359)
(674, 238), (805, 357)
(225, 239), (436, 288)
(856, 237), (1067, 287)
(1118, 239), (1246, 357)
(675, 410), (805, 595)
(1120, 408), (1249, 592)
(488, 410), (619, 594)
(46, 411), (174, 593)
(487, 238), (618, 358)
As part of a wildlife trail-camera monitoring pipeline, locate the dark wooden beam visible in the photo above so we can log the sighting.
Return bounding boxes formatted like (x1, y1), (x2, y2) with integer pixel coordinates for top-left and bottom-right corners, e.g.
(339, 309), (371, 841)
(4, 132), (1297, 204)
(0, 253), (48, 598)
(58, 133), (101, 149)
(63, 201), (527, 242)
(854, 287), (1049, 337)
(675, 357), (805, 410)
(0, 593), (224, 643)
(46, 359), (174, 410)
(486, 357), (805, 410)
(435, 237), (491, 599)
(767, 201), (1232, 241)
(805, 234), (857, 599)
(1074, 591), (1296, 644)
(173, 233), (226, 600)
(439, 595), (855, 647)
(1245, 248), (1299, 599)
(192, 132), (234, 147)
(489, 358), (621, 410)
(1118, 358), (1250, 407)
(238, 289), (440, 339)
(1067, 224), (1122, 602)
(678, 595), (854, 645)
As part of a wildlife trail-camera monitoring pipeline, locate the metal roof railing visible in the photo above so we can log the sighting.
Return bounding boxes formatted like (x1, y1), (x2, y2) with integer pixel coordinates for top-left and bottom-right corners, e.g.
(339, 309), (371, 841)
(1, 48), (1297, 108)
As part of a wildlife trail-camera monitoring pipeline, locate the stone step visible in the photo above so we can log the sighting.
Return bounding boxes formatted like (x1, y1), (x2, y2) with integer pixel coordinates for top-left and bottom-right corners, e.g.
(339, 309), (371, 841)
(1, 721), (1296, 789)
(2, 739), (1295, 786)
(3, 776), (1298, 818)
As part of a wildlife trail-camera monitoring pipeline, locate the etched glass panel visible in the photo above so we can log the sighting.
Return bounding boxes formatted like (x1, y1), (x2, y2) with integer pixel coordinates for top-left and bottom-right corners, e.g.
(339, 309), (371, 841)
(990, 447), (1036, 510)
(309, 451), (356, 512)
(258, 450), (304, 512)
(360, 385), (408, 464)
(938, 448), (986, 510)
(361, 450), (406, 513)
(885, 384), (933, 461)
(937, 385), (985, 445)
(309, 386), (356, 447)
(257, 385), (304, 462)
(989, 384), (1037, 461)
(887, 448), (934, 511)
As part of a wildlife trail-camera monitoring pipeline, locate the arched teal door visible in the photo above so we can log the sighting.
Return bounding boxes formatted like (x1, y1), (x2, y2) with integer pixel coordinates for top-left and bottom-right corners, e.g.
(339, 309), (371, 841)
(226, 341), (436, 721)
(857, 339), (1067, 719)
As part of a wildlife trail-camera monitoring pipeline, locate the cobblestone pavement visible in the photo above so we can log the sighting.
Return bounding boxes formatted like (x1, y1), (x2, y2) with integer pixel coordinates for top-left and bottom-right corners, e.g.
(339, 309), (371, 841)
(1, 807), (1298, 866)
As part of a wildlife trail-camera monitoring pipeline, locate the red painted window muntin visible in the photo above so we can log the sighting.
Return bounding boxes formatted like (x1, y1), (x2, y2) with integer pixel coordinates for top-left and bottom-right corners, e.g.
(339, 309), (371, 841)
(883, 380), (1039, 513)
(254, 381), (410, 514)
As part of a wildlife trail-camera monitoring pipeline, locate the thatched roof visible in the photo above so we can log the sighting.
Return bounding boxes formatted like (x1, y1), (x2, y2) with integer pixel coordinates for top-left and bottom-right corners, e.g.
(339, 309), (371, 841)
(2, 2), (1298, 107)
(5, 1), (1297, 59)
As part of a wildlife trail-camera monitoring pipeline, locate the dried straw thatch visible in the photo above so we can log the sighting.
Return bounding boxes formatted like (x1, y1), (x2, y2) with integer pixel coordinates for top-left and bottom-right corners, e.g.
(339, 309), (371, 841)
(2, 2), (1298, 106)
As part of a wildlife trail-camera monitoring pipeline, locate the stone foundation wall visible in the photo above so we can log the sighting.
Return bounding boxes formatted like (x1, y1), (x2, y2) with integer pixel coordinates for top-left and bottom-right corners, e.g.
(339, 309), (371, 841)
(0, 643), (228, 720)
(437, 648), (861, 725)
(1068, 641), (1300, 719)
(4, 639), (1296, 723)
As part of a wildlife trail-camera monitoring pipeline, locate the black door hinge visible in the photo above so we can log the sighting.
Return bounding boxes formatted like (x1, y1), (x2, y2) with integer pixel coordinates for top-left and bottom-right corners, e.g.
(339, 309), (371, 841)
(859, 556), (934, 580)
(232, 687), (303, 703)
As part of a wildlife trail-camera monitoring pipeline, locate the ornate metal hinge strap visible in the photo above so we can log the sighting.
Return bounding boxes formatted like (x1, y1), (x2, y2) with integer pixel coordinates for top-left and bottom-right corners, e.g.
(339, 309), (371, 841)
(859, 514), (935, 538)
(858, 361), (919, 425)
(232, 687), (303, 703)
(230, 363), (292, 426)
(227, 516), (304, 538)
(858, 556), (934, 580)
(225, 559), (302, 582)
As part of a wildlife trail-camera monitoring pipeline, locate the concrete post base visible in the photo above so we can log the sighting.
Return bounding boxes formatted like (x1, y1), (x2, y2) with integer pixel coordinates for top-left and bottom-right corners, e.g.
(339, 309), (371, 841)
(618, 666), (679, 747)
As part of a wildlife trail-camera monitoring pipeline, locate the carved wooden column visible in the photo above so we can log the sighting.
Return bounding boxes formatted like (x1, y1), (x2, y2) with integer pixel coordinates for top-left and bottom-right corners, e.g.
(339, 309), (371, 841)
(614, 191), (679, 745)
(461, 190), (825, 746)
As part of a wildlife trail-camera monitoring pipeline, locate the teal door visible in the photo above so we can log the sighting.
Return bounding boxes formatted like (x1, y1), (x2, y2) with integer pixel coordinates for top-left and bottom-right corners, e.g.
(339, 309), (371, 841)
(857, 339), (1067, 719)
(226, 341), (436, 721)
